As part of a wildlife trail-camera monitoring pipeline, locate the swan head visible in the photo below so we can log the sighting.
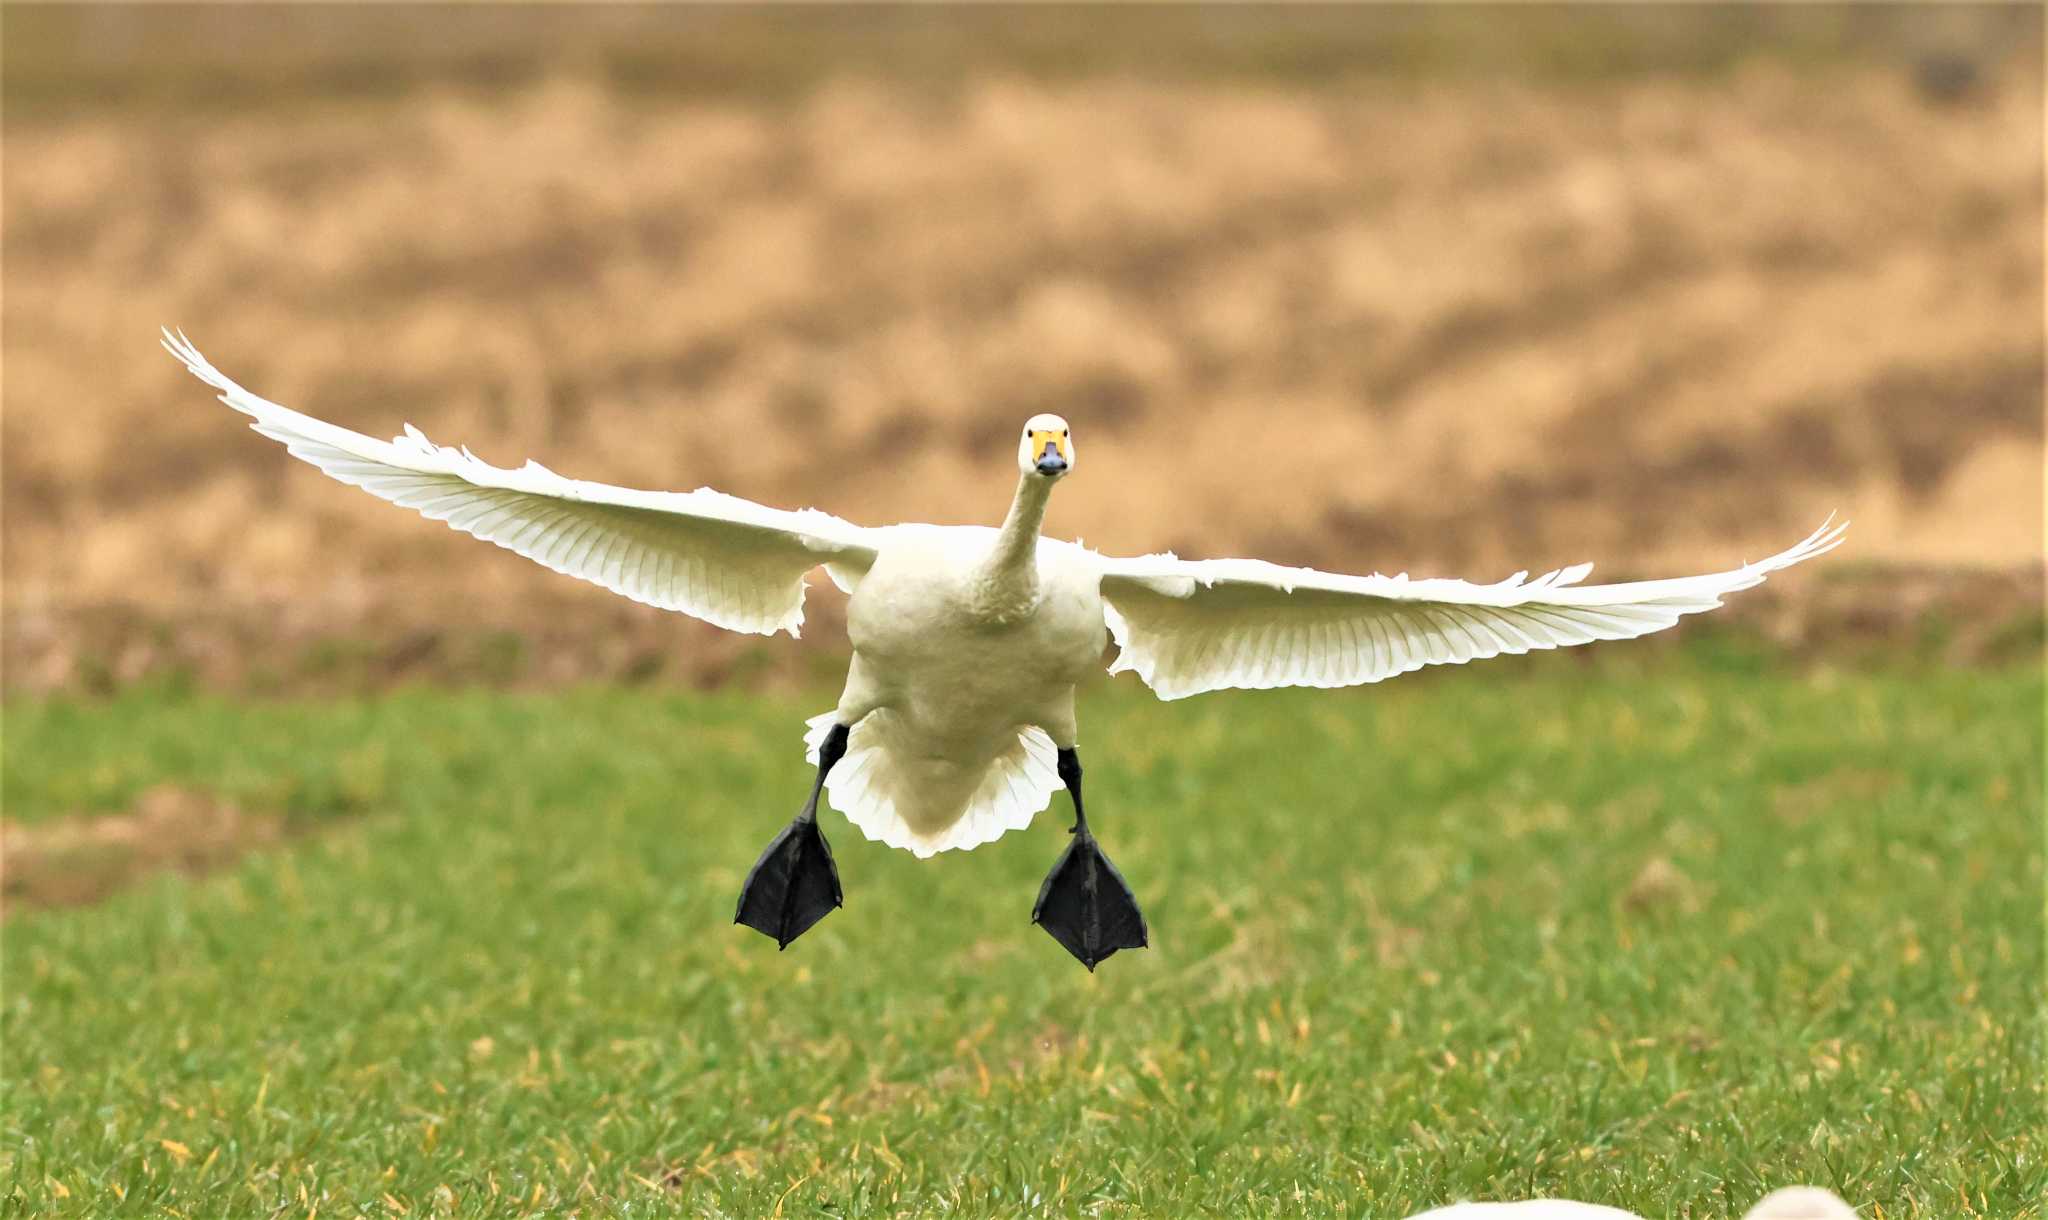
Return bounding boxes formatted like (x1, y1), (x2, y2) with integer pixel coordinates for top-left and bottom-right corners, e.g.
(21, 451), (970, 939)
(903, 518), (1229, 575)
(1018, 413), (1073, 480)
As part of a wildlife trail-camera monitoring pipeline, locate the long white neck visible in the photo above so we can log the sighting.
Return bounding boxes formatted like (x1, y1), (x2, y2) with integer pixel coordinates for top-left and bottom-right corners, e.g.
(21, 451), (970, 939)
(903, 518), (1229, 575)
(972, 472), (1053, 621)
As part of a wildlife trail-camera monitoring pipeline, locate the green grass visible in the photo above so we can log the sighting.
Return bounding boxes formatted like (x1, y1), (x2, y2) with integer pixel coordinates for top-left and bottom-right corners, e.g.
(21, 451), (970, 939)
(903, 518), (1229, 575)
(2, 657), (2041, 1217)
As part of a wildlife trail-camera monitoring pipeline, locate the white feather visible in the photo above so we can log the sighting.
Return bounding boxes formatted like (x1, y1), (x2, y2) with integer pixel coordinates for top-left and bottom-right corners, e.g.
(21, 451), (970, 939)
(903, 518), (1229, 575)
(161, 329), (875, 636)
(803, 711), (1060, 857)
(1099, 518), (1845, 700)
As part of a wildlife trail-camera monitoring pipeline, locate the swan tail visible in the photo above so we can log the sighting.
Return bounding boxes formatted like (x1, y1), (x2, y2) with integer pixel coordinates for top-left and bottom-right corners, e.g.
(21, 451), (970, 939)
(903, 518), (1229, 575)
(802, 711), (1059, 857)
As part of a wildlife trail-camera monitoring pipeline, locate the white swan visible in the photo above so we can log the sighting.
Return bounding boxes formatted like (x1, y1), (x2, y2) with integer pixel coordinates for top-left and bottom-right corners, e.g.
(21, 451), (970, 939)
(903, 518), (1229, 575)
(164, 329), (1843, 967)
(1405, 1185), (1860, 1219)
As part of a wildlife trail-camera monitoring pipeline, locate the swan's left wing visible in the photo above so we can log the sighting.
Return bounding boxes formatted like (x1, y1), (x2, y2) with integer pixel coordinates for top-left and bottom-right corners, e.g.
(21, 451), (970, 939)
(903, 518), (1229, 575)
(165, 330), (877, 636)
(1097, 519), (1845, 700)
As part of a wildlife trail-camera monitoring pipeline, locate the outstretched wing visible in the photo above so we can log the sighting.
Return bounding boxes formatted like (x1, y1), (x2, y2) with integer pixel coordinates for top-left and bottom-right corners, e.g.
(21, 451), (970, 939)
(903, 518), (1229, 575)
(165, 329), (877, 636)
(1097, 519), (1845, 700)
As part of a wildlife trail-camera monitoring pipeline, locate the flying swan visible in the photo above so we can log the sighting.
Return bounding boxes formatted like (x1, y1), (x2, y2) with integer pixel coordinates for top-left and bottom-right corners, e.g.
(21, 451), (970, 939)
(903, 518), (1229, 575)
(164, 329), (1844, 969)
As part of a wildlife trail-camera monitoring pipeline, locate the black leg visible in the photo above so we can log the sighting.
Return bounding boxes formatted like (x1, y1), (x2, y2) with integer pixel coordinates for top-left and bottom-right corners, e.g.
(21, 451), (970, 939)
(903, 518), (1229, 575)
(1032, 747), (1148, 971)
(735, 724), (849, 949)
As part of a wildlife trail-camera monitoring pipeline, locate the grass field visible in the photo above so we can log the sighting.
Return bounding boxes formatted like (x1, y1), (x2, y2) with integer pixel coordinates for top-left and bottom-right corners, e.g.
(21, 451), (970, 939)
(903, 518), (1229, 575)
(1, 654), (2040, 1217)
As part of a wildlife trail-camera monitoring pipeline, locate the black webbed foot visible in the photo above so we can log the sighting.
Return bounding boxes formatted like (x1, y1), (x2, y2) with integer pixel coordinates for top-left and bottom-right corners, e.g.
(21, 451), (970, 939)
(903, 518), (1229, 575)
(1032, 827), (1148, 971)
(736, 725), (849, 950)
(735, 814), (843, 949)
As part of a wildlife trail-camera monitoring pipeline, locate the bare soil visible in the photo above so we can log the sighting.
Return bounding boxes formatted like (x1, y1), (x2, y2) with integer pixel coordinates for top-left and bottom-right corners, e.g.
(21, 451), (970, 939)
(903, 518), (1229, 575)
(4, 42), (2040, 692)
(0, 785), (289, 915)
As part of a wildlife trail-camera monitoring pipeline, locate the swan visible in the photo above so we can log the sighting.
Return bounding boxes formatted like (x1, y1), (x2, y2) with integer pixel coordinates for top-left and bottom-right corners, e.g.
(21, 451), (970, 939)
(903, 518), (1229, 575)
(163, 329), (1844, 969)
(1404, 1185), (1860, 1219)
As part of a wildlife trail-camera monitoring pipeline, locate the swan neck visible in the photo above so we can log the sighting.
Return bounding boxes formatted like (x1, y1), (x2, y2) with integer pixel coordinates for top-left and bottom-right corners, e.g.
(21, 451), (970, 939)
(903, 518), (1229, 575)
(996, 471), (1053, 561)
(976, 472), (1053, 615)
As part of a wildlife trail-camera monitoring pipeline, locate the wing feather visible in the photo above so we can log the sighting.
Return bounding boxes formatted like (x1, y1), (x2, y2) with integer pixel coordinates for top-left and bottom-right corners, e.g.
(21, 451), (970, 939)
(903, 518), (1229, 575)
(165, 329), (878, 636)
(1098, 518), (1845, 699)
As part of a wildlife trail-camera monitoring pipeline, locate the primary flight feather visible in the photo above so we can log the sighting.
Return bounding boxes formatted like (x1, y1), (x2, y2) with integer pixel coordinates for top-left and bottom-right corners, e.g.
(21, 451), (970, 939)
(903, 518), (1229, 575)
(165, 328), (1843, 968)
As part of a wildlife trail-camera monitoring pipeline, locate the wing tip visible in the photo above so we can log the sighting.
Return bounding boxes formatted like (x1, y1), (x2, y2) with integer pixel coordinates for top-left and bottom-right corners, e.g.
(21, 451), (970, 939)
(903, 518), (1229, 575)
(159, 325), (204, 375)
(160, 326), (271, 421)
(1755, 514), (1849, 572)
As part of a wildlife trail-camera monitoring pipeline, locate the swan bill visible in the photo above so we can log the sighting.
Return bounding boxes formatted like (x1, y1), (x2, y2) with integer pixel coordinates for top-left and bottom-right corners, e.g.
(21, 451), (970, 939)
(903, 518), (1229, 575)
(1017, 413), (1074, 479)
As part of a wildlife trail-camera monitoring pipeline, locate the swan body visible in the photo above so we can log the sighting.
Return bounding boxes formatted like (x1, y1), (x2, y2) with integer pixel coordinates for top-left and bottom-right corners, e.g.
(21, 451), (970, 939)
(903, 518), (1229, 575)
(165, 329), (1843, 957)
(826, 526), (1106, 855)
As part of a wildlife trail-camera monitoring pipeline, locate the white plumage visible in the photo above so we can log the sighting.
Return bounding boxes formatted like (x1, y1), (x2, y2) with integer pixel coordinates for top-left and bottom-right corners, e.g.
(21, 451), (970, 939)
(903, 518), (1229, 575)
(165, 328), (1843, 858)
(803, 710), (1061, 857)
(162, 333), (875, 638)
(1099, 525), (1841, 700)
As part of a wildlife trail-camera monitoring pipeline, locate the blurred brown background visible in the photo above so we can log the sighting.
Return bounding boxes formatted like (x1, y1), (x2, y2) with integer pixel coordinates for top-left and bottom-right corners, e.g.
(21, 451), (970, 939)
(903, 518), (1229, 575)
(4, 4), (2042, 692)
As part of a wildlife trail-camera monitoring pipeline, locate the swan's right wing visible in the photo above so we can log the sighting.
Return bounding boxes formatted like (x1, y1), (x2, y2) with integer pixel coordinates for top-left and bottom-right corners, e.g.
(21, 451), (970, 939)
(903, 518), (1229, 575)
(166, 330), (877, 636)
(1097, 519), (1845, 700)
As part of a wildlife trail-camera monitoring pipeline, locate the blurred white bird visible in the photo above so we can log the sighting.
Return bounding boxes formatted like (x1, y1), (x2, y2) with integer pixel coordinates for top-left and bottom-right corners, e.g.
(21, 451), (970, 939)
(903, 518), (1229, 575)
(166, 329), (1843, 968)
(1406, 1185), (1859, 1219)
